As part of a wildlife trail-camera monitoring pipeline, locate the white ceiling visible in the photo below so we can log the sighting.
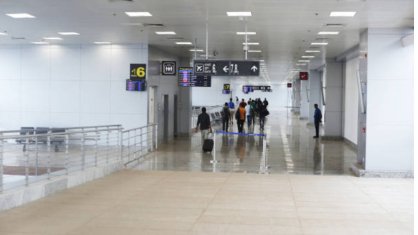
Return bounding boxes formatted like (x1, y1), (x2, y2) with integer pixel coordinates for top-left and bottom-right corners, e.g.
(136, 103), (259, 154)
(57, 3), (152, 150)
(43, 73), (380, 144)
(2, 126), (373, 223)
(0, 0), (413, 81)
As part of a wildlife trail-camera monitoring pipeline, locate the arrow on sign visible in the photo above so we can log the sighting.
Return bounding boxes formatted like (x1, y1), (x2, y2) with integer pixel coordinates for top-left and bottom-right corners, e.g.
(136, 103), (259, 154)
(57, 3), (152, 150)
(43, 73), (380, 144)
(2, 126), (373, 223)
(223, 66), (229, 73)
(251, 66), (258, 72)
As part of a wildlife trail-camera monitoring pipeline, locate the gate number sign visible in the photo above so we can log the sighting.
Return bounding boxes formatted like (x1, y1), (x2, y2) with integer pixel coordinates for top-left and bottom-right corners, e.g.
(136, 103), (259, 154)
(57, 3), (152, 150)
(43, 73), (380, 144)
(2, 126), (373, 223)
(130, 64), (146, 80)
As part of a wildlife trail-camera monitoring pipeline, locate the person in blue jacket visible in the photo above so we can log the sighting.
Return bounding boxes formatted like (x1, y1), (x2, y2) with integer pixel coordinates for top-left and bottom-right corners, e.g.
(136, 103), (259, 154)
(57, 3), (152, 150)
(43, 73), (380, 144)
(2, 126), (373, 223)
(313, 104), (322, 138)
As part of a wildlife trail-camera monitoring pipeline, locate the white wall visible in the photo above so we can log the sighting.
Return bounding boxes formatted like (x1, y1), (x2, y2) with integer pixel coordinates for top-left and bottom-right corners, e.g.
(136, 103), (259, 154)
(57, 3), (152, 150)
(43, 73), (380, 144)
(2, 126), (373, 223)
(0, 44), (148, 130)
(365, 28), (414, 172)
(192, 77), (289, 111)
(343, 58), (359, 144)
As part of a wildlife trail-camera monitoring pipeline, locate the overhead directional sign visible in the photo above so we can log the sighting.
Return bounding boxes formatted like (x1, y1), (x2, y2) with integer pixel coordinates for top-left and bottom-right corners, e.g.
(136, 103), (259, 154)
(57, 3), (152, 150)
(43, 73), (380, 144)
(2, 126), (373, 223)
(194, 60), (260, 76)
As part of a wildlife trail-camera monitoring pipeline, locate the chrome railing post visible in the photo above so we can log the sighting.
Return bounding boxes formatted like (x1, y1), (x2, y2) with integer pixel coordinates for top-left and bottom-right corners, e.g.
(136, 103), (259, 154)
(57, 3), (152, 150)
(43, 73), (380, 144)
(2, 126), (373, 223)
(140, 128), (143, 158)
(117, 128), (122, 161)
(81, 129), (85, 170)
(0, 134), (3, 193)
(127, 131), (131, 162)
(65, 134), (69, 175)
(24, 135), (30, 186)
(35, 136), (39, 176)
(47, 135), (51, 179)
(94, 127), (98, 167)
(106, 127), (110, 164)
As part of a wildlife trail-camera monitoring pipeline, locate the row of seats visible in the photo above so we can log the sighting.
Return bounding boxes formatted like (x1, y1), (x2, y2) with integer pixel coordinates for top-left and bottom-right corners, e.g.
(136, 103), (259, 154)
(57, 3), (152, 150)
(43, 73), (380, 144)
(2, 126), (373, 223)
(17, 127), (66, 152)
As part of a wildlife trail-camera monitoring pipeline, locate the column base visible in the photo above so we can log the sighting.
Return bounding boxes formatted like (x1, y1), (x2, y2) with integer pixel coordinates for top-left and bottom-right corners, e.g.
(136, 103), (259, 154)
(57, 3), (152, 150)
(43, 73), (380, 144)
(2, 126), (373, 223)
(350, 163), (414, 178)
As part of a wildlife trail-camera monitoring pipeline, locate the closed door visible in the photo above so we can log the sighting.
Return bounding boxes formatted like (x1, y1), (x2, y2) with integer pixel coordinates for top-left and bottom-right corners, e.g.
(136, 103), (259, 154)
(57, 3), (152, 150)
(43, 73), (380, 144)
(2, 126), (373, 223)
(163, 94), (169, 142)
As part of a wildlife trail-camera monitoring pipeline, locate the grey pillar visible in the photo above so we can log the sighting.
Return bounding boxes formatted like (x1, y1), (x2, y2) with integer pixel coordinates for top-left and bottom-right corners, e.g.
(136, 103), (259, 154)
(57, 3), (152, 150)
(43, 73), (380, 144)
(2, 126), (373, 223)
(323, 60), (343, 137)
(308, 70), (321, 124)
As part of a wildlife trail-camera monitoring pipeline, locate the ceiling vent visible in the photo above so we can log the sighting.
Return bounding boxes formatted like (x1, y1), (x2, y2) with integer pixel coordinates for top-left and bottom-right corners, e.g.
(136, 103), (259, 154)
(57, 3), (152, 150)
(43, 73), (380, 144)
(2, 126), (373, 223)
(143, 23), (164, 28)
(167, 37), (184, 40)
(11, 36), (25, 40)
(325, 23), (345, 27)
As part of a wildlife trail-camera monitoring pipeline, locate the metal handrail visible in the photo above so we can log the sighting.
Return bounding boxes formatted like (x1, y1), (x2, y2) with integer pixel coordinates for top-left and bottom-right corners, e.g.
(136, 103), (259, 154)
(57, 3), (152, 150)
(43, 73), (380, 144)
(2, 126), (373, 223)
(0, 123), (157, 193)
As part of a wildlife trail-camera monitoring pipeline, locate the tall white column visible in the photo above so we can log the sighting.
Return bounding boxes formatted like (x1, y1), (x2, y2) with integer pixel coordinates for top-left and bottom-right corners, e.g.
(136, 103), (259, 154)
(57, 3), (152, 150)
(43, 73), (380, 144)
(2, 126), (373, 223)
(308, 71), (321, 124)
(364, 28), (414, 174)
(323, 61), (343, 137)
(299, 80), (309, 119)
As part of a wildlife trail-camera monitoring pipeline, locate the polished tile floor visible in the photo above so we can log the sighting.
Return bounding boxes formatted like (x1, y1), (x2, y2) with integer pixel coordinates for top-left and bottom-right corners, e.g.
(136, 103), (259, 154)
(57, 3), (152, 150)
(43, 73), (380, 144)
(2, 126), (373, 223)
(137, 110), (357, 175)
(0, 170), (413, 235)
(0, 109), (413, 234)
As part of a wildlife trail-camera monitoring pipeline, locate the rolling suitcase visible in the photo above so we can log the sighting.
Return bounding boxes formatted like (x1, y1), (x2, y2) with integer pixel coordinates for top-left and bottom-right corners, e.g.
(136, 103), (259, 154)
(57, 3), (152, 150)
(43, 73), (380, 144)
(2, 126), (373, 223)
(202, 132), (214, 152)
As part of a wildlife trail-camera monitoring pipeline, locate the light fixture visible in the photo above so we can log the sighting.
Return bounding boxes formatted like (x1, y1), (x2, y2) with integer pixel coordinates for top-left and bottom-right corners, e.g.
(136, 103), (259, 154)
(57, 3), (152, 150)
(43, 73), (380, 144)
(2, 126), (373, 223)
(311, 42), (328, 45)
(94, 41), (111, 44)
(302, 55), (315, 58)
(330, 11), (356, 17)
(43, 37), (63, 40)
(125, 12), (152, 17)
(318, 31), (339, 35)
(155, 31), (176, 35)
(175, 42), (192, 45)
(6, 13), (35, 18)
(242, 42), (260, 45)
(0, 32), (7, 36)
(248, 50), (262, 53)
(236, 32), (256, 35)
(296, 63), (307, 66)
(31, 41), (49, 45)
(298, 60), (310, 62)
(227, 12), (252, 17)
(58, 32), (80, 35)
(305, 50), (320, 53)
(190, 49), (204, 52)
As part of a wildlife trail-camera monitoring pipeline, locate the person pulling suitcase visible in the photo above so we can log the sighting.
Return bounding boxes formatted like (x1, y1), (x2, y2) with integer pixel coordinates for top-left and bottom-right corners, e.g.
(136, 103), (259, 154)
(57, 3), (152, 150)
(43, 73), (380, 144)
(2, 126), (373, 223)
(195, 107), (213, 151)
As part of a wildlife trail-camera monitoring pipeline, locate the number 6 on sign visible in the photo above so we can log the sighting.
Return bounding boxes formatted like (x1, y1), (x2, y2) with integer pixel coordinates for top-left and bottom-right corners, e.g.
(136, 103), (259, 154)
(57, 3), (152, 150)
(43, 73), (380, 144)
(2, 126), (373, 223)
(130, 64), (147, 80)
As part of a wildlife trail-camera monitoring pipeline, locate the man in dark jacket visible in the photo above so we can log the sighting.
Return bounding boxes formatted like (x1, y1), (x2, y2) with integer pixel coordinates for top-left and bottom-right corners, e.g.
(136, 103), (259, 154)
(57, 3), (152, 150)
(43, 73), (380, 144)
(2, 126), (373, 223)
(196, 107), (211, 144)
(222, 103), (230, 131)
(313, 104), (322, 138)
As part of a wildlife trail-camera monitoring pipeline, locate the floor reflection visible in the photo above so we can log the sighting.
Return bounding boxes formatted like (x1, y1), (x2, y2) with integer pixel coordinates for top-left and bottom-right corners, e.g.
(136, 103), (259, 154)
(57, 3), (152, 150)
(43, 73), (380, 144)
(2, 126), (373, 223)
(135, 109), (357, 175)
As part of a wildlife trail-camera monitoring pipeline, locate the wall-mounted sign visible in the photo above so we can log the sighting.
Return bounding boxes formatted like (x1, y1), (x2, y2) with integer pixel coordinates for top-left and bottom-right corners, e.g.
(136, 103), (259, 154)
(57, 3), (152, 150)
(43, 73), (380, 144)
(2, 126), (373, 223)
(299, 72), (308, 80)
(126, 79), (146, 91)
(130, 64), (146, 80)
(162, 61), (176, 75)
(287, 83), (292, 88)
(223, 84), (231, 91)
(194, 60), (260, 76)
(178, 67), (211, 87)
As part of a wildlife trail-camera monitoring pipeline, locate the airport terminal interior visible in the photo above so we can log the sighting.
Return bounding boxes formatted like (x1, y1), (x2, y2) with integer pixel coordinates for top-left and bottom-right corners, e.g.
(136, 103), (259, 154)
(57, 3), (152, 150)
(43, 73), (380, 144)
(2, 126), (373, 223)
(0, 0), (415, 234)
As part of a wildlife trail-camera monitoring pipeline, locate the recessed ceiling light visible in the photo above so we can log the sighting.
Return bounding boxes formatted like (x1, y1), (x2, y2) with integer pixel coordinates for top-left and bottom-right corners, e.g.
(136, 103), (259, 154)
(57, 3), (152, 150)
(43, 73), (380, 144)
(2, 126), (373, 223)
(242, 42), (260, 45)
(296, 63), (307, 66)
(31, 41), (49, 45)
(318, 31), (339, 35)
(311, 42), (328, 45)
(94, 41), (111, 44)
(125, 12), (152, 17)
(305, 50), (320, 53)
(58, 32), (80, 35)
(43, 37), (63, 40)
(236, 32), (256, 35)
(227, 12), (252, 17)
(190, 49), (204, 52)
(6, 13), (35, 18)
(248, 50), (262, 53)
(302, 55), (315, 58)
(325, 23), (345, 27)
(175, 42), (192, 45)
(155, 31), (176, 35)
(0, 32), (7, 36)
(330, 11), (356, 17)
(298, 60), (310, 62)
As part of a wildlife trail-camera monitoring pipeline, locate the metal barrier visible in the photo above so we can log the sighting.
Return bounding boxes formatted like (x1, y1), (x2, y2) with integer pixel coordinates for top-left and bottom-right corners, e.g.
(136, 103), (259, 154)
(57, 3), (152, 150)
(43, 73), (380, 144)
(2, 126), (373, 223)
(0, 123), (158, 193)
(121, 124), (158, 166)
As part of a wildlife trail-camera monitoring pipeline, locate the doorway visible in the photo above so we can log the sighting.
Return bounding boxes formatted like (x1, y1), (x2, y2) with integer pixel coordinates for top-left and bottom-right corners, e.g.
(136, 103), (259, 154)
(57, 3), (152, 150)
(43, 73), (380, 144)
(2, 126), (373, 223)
(174, 94), (178, 137)
(163, 94), (169, 142)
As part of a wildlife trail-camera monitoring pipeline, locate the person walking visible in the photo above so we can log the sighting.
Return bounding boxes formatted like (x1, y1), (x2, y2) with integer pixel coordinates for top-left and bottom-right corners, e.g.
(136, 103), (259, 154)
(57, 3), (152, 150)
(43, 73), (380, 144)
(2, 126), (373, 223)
(228, 98), (235, 125)
(246, 99), (252, 129)
(236, 103), (246, 133)
(313, 104), (322, 138)
(259, 103), (269, 131)
(195, 107), (211, 144)
(222, 102), (230, 131)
